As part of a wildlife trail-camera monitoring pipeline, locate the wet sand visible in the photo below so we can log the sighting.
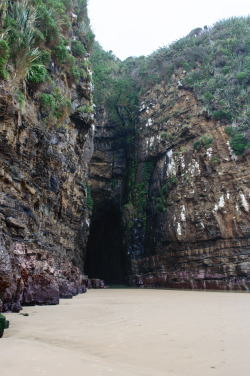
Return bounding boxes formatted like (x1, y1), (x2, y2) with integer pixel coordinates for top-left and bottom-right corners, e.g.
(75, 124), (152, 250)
(1, 289), (250, 376)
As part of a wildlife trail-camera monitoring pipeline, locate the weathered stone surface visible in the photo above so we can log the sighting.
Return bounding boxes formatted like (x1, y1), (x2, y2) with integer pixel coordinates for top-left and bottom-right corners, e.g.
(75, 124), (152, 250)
(90, 74), (250, 290)
(0, 240), (90, 310)
(88, 279), (105, 288)
(89, 106), (126, 207)
(127, 81), (250, 290)
(0, 68), (94, 312)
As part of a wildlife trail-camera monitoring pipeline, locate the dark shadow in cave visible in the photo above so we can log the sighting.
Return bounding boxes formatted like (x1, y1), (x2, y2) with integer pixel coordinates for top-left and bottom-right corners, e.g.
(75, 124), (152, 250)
(85, 205), (128, 285)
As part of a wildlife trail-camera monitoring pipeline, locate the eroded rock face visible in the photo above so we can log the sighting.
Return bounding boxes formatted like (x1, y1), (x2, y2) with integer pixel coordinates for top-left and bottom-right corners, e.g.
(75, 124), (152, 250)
(89, 73), (249, 290)
(0, 76), (94, 311)
(128, 80), (250, 290)
(89, 106), (126, 208)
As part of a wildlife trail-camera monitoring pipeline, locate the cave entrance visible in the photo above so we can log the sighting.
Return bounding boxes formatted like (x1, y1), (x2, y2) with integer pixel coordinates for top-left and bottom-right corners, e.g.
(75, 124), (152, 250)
(85, 205), (128, 285)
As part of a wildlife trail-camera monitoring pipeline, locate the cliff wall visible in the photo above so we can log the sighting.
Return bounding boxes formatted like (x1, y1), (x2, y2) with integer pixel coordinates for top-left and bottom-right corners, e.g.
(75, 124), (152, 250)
(0, 0), (95, 311)
(128, 80), (250, 289)
(0, 9), (249, 313)
(89, 18), (250, 290)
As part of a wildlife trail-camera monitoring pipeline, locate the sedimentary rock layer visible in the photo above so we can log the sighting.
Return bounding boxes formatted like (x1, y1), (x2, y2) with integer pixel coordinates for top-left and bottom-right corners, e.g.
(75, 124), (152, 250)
(0, 79), (95, 310)
(89, 73), (250, 290)
(128, 82), (250, 289)
(0, 0), (97, 311)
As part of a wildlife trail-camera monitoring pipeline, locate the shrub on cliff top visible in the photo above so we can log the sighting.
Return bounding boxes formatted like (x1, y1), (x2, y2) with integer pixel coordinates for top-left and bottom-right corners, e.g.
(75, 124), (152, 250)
(230, 133), (250, 155)
(212, 110), (233, 123)
(225, 126), (250, 155)
(72, 40), (86, 57)
(3, 0), (46, 82)
(109, 17), (249, 128)
(0, 39), (9, 79)
(40, 93), (56, 111)
(27, 64), (47, 83)
(194, 134), (213, 150)
(1, 0), (93, 84)
(78, 105), (95, 114)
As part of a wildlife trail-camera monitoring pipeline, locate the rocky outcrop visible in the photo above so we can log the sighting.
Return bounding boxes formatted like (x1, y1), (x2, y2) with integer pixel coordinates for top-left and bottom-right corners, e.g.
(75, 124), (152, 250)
(127, 79), (250, 290)
(0, 77), (94, 310)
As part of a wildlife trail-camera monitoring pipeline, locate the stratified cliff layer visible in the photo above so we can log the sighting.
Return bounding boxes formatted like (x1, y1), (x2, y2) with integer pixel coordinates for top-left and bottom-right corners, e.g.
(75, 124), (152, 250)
(89, 18), (250, 290)
(0, 0), (95, 311)
(129, 82), (249, 290)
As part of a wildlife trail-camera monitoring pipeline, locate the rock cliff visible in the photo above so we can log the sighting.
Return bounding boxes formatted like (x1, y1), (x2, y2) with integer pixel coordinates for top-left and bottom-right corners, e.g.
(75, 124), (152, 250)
(0, 7), (249, 314)
(89, 18), (250, 289)
(0, 0), (96, 311)
(128, 82), (249, 290)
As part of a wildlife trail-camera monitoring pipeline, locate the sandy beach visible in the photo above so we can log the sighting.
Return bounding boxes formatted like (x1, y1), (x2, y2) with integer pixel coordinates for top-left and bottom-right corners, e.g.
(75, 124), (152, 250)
(1, 289), (250, 376)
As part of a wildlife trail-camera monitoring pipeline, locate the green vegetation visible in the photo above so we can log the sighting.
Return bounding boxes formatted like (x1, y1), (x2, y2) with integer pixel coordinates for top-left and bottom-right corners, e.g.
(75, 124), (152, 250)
(194, 134), (213, 151)
(225, 126), (250, 155)
(28, 65), (47, 83)
(235, 71), (248, 80)
(123, 160), (155, 232)
(153, 177), (178, 213)
(212, 110), (232, 123)
(90, 42), (139, 136)
(110, 178), (118, 189)
(72, 40), (86, 57)
(90, 43), (121, 105)
(161, 131), (168, 140)
(135, 161), (154, 217)
(2, 0), (45, 81)
(71, 65), (80, 82)
(77, 105), (95, 114)
(230, 134), (249, 155)
(40, 93), (56, 112)
(39, 89), (71, 127)
(86, 181), (94, 210)
(0, 314), (9, 338)
(15, 89), (26, 113)
(0, 39), (9, 79)
(0, 0), (93, 84)
(53, 91), (71, 120)
(98, 17), (249, 129)
(176, 18), (249, 127)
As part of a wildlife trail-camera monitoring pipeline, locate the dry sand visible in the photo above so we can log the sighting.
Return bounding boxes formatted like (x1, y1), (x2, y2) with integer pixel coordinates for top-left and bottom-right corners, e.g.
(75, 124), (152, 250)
(1, 288), (250, 376)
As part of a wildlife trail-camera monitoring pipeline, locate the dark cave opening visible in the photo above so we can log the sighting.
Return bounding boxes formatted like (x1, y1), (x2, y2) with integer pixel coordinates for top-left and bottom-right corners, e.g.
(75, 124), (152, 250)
(85, 206), (128, 285)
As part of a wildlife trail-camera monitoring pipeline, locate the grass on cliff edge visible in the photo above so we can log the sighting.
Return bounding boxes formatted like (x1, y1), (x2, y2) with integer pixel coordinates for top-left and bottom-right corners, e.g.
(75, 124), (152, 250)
(91, 17), (249, 130)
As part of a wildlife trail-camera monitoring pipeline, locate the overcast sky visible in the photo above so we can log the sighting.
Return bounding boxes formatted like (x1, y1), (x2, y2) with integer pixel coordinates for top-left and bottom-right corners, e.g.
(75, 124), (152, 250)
(88, 0), (249, 60)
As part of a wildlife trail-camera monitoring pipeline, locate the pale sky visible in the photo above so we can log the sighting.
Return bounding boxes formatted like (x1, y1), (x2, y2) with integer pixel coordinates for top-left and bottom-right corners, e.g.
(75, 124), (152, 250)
(88, 0), (249, 60)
